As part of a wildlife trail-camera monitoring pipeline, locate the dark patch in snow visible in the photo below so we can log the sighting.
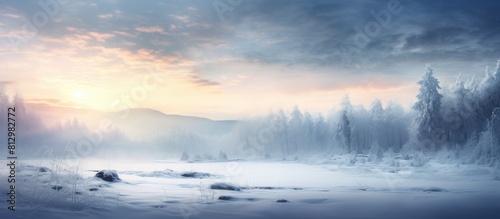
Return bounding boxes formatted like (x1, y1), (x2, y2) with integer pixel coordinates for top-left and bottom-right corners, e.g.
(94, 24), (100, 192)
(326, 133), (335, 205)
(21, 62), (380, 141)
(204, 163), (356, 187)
(89, 188), (99, 191)
(95, 170), (120, 182)
(218, 195), (232, 200)
(181, 172), (212, 178)
(51, 185), (63, 191)
(39, 167), (51, 172)
(423, 187), (445, 193)
(253, 186), (279, 190)
(210, 182), (241, 191)
(276, 199), (289, 203)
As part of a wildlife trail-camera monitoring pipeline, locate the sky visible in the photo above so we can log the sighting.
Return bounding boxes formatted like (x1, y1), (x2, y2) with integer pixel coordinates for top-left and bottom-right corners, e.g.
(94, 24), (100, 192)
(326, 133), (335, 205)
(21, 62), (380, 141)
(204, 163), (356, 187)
(1, 0), (499, 121)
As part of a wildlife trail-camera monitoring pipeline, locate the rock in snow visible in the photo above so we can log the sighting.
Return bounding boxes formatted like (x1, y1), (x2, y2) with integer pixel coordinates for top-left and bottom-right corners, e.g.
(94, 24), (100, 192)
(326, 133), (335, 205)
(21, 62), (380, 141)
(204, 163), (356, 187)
(95, 170), (121, 182)
(210, 182), (241, 191)
(218, 195), (232, 200)
(39, 167), (51, 172)
(181, 171), (212, 178)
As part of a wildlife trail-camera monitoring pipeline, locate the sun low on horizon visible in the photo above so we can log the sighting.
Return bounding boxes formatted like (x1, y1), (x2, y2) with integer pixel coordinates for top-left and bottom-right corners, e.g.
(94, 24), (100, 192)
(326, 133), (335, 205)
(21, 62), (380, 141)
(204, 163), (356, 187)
(1, 0), (499, 121)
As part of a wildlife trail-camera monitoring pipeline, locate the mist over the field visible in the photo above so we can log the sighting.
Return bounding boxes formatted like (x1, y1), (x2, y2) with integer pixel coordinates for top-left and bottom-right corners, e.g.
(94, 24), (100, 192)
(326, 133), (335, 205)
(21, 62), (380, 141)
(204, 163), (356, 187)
(3, 62), (499, 170)
(2, 62), (500, 219)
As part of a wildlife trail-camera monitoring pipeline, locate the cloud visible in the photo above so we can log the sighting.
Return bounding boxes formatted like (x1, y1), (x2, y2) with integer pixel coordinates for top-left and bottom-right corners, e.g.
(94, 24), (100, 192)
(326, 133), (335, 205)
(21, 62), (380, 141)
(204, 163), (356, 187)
(135, 26), (165, 33)
(2, 13), (22, 18)
(88, 32), (115, 42)
(188, 74), (220, 87)
(197, 0), (500, 75)
(98, 13), (113, 19)
(1, 0), (499, 118)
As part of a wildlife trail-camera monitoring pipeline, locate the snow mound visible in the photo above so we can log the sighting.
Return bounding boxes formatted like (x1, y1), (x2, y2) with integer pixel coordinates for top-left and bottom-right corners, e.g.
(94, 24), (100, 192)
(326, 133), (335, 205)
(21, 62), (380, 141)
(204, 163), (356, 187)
(95, 170), (121, 182)
(210, 182), (241, 191)
(18, 164), (52, 172)
(133, 170), (175, 178)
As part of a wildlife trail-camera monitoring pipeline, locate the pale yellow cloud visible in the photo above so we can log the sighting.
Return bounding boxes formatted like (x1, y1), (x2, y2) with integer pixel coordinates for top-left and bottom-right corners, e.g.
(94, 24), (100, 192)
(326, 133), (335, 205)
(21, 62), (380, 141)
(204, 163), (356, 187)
(88, 32), (114, 42)
(135, 26), (164, 33)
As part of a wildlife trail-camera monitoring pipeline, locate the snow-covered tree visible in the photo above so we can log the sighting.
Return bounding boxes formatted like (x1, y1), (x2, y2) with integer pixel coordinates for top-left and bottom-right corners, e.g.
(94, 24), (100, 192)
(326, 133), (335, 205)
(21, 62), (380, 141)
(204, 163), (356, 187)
(442, 75), (478, 145)
(275, 109), (290, 155)
(478, 60), (500, 126)
(474, 108), (500, 166)
(313, 114), (329, 151)
(369, 99), (385, 148)
(384, 101), (410, 151)
(289, 106), (304, 154)
(350, 105), (371, 154)
(302, 112), (315, 152)
(412, 66), (444, 150)
(337, 95), (352, 153)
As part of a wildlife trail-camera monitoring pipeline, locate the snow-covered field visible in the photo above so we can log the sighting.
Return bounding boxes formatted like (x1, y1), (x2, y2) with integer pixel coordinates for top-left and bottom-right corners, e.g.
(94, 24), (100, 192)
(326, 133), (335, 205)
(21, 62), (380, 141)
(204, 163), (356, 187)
(1, 158), (499, 219)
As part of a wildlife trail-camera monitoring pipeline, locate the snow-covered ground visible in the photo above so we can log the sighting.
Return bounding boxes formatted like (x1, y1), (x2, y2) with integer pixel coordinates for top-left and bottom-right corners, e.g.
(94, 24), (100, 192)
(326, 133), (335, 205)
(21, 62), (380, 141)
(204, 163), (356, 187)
(1, 158), (499, 219)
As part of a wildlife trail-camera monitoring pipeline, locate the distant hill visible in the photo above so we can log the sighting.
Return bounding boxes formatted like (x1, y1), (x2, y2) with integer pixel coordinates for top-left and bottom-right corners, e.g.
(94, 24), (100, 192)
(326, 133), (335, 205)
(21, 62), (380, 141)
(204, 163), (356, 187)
(102, 108), (238, 140)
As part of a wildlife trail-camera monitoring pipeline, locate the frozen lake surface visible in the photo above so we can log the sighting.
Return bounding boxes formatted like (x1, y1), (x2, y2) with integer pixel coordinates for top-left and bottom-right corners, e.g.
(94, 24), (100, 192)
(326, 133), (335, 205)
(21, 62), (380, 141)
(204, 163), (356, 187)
(1, 158), (500, 219)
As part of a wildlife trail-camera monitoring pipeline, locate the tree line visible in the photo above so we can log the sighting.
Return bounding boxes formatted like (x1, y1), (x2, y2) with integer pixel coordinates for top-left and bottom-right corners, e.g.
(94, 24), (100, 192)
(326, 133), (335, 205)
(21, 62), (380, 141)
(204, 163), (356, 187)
(238, 61), (500, 165)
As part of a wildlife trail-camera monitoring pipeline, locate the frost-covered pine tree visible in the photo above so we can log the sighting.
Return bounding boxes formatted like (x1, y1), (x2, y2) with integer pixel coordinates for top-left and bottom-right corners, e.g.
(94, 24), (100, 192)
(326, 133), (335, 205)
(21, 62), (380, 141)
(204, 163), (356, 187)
(444, 75), (477, 145)
(412, 66), (444, 150)
(369, 99), (385, 147)
(302, 112), (315, 152)
(275, 109), (290, 155)
(478, 60), (500, 125)
(289, 105), (304, 154)
(385, 101), (409, 151)
(313, 114), (328, 151)
(337, 95), (352, 153)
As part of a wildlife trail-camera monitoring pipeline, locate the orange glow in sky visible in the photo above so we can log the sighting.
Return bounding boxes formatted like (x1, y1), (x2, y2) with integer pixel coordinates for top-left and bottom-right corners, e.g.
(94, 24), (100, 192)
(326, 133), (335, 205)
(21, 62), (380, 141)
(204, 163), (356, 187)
(1, 0), (470, 123)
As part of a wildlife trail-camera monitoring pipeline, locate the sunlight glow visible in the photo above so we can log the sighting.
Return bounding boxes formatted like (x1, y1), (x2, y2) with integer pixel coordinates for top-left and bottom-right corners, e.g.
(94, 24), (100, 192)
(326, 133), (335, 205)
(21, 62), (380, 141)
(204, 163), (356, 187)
(74, 91), (85, 101)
